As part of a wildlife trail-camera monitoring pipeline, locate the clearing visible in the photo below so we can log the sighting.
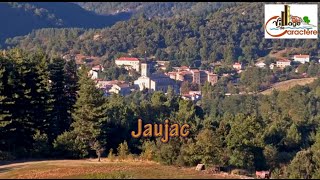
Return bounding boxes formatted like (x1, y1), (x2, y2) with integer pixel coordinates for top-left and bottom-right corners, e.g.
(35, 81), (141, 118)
(0, 159), (251, 179)
(260, 77), (317, 95)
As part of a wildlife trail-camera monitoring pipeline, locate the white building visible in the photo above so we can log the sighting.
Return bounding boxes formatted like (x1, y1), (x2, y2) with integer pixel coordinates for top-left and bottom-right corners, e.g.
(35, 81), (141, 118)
(134, 63), (178, 93)
(89, 64), (104, 80)
(89, 70), (99, 80)
(92, 64), (104, 71)
(109, 83), (131, 96)
(181, 91), (202, 101)
(293, 54), (310, 64)
(115, 57), (140, 72)
(255, 62), (266, 68)
(232, 62), (243, 70)
(276, 59), (291, 69)
(269, 63), (275, 70)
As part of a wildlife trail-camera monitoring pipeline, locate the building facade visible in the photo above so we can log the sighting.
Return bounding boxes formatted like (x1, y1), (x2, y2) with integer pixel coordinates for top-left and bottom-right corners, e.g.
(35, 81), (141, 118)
(115, 57), (140, 72)
(167, 68), (218, 86)
(276, 59), (291, 69)
(293, 54), (310, 64)
(134, 63), (178, 93)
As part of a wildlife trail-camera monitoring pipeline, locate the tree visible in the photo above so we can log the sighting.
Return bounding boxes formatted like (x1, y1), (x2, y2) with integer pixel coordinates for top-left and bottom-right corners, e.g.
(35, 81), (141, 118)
(283, 123), (301, 150)
(90, 141), (105, 162)
(286, 149), (314, 179)
(0, 57), (11, 129)
(3, 49), (43, 156)
(32, 130), (50, 158)
(180, 81), (190, 94)
(226, 114), (265, 169)
(194, 128), (224, 166)
(63, 59), (79, 128)
(48, 58), (69, 141)
(68, 66), (107, 157)
(140, 140), (157, 161)
(117, 140), (130, 160)
(263, 145), (278, 170)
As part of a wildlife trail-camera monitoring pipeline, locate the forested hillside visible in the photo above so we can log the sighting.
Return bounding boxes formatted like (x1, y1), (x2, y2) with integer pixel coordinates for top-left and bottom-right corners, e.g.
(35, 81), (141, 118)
(75, 2), (236, 18)
(6, 2), (318, 66)
(1, 49), (320, 178)
(0, 2), (131, 46)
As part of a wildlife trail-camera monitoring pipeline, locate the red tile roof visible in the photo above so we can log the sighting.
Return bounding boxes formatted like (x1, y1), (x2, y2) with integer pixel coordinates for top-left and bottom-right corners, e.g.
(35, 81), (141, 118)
(180, 66), (189, 69)
(178, 71), (192, 75)
(92, 64), (103, 70)
(191, 69), (200, 73)
(294, 54), (309, 58)
(116, 57), (140, 61)
(277, 58), (291, 62)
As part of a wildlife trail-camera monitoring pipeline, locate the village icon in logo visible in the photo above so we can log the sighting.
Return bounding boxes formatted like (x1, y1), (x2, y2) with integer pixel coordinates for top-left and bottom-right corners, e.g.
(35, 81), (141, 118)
(265, 4), (318, 39)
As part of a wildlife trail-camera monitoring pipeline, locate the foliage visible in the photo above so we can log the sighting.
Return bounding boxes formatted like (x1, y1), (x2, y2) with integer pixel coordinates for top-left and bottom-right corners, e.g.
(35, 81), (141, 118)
(117, 140), (130, 160)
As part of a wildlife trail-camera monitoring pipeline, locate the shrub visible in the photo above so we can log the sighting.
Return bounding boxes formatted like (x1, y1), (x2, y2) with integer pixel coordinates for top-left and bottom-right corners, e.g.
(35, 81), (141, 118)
(53, 131), (85, 158)
(140, 140), (156, 161)
(32, 130), (50, 158)
(0, 151), (15, 161)
(108, 148), (115, 162)
(117, 141), (130, 160)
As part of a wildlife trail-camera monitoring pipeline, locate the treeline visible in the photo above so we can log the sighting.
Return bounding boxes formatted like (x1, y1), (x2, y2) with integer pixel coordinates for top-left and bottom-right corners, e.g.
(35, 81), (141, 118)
(0, 49), (78, 159)
(75, 2), (235, 18)
(239, 62), (320, 92)
(1, 49), (320, 178)
(0, 2), (131, 46)
(6, 2), (319, 66)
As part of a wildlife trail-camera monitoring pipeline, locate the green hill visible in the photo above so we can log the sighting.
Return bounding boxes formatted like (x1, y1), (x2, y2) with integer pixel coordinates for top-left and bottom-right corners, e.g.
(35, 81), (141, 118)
(4, 2), (319, 66)
(0, 2), (131, 46)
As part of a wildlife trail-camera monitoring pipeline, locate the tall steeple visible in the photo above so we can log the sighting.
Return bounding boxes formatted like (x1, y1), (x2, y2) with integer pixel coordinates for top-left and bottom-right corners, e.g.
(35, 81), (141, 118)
(141, 51), (150, 77)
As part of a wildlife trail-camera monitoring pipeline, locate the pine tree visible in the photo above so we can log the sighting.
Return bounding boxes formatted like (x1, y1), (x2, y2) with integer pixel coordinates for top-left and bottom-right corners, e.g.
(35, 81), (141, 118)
(64, 59), (78, 127)
(0, 57), (11, 129)
(70, 66), (107, 157)
(0, 56), (13, 151)
(4, 49), (41, 156)
(30, 51), (51, 138)
(48, 58), (69, 141)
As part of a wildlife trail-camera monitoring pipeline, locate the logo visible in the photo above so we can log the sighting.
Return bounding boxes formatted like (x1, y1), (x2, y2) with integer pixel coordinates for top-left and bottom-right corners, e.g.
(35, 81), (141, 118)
(265, 4), (318, 39)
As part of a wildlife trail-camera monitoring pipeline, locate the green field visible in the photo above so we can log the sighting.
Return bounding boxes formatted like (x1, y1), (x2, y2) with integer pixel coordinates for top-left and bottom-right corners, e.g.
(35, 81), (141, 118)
(0, 159), (249, 179)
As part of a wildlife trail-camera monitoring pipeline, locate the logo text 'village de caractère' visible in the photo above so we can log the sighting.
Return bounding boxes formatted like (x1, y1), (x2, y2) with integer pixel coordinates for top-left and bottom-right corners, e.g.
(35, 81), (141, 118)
(265, 4), (318, 39)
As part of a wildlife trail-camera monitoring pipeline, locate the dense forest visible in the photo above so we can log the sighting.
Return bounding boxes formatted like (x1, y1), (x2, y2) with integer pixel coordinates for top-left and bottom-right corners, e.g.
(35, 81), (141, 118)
(0, 2), (131, 46)
(6, 2), (319, 66)
(1, 49), (320, 178)
(75, 2), (237, 18)
(2, 2), (320, 179)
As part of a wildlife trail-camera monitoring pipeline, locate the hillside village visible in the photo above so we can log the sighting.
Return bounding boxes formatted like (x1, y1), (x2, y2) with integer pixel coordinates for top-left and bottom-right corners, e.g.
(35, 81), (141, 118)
(62, 50), (320, 103)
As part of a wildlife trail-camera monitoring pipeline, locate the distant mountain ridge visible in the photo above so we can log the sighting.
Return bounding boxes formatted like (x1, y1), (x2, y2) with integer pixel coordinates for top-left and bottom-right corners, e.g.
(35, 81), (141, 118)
(0, 2), (132, 46)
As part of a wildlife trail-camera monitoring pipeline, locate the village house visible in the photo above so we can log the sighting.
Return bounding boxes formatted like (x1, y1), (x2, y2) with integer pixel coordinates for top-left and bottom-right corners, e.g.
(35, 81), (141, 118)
(89, 64), (104, 80)
(181, 91), (202, 102)
(92, 64), (105, 71)
(95, 80), (131, 96)
(167, 67), (218, 86)
(293, 54), (310, 64)
(95, 80), (121, 89)
(115, 57), (140, 72)
(255, 62), (266, 68)
(269, 63), (275, 70)
(109, 83), (131, 96)
(232, 62), (243, 71)
(134, 63), (179, 93)
(276, 59), (291, 69)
